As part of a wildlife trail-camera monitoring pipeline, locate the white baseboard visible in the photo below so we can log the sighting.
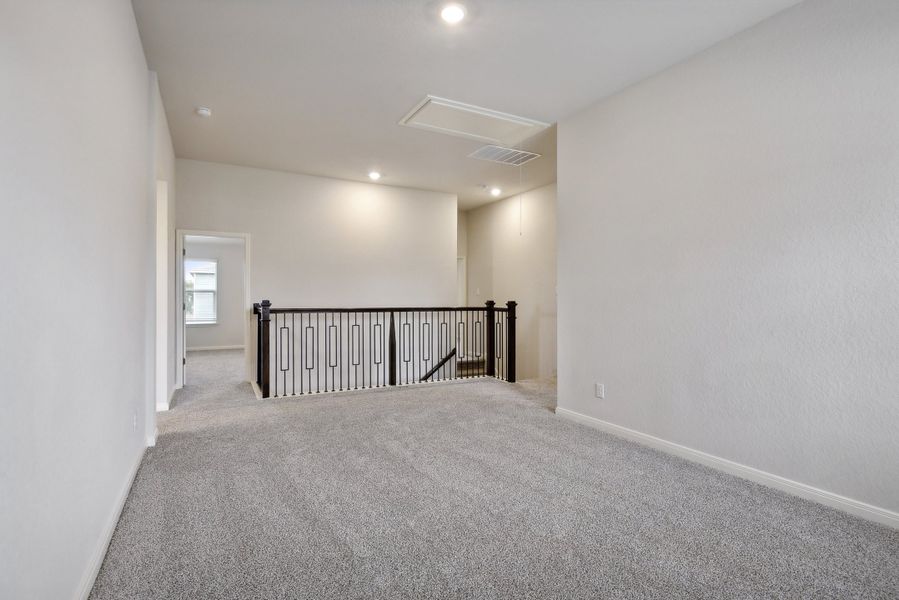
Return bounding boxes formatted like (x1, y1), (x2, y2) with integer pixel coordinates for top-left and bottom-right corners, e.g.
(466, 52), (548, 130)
(555, 407), (899, 530)
(186, 345), (244, 351)
(74, 446), (145, 600)
(156, 387), (176, 412)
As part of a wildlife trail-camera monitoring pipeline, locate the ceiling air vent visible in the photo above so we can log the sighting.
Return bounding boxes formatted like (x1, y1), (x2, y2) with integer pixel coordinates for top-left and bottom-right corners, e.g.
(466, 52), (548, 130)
(399, 95), (549, 145)
(468, 145), (542, 166)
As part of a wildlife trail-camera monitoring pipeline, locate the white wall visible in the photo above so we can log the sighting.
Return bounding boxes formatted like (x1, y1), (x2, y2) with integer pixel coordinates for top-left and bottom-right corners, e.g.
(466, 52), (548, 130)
(558, 0), (899, 516)
(151, 73), (177, 403)
(0, 1), (157, 597)
(456, 211), (468, 305)
(176, 159), (457, 307)
(457, 210), (468, 260)
(185, 238), (246, 349)
(466, 184), (557, 380)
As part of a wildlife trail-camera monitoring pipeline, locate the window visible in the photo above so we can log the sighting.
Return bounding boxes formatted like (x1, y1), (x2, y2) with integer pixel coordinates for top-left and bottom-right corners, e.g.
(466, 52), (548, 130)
(185, 259), (217, 324)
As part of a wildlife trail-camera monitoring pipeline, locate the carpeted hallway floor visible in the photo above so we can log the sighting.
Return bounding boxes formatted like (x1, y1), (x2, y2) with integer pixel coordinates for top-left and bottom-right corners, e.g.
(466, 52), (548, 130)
(90, 350), (898, 599)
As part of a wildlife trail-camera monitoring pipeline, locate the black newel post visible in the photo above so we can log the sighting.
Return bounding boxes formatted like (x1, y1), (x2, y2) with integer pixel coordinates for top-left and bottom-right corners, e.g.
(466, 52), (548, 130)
(485, 300), (496, 377)
(506, 301), (517, 383)
(260, 299), (272, 398)
(253, 303), (262, 385)
(388, 311), (397, 386)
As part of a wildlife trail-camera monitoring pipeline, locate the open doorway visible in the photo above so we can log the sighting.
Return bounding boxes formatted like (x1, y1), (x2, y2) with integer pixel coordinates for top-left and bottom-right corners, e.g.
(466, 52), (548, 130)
(176, 231), (250, 394)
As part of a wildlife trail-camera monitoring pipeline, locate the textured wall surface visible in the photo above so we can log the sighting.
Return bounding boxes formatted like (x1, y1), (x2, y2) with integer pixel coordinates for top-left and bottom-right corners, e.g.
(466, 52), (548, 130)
(0, 1), (155, 596)
(558, 0), (899, 512)
(176, 159), (457, 308)
(466, 184), (557, 380)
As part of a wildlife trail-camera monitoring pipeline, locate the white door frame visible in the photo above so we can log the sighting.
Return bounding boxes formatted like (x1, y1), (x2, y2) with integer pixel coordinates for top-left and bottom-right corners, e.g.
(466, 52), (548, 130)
(176, 229), (253, 388)
(155, 182), (170, 411)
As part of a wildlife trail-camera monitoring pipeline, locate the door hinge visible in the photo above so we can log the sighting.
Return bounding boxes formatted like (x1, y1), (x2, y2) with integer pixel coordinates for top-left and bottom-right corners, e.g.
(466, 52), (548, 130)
(182, 247), (186, 256)
(183, 357), (186, 365)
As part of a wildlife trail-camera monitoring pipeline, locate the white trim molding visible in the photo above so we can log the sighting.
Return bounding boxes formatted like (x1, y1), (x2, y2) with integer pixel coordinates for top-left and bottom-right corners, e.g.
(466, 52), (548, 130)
(176, 229), (253, 388)
(75, 447), (145, 600)
(156, 387), (177, 412)
(555, 407), (899, 530)
(153, 179), (168, 442)
(186, 344), (245, 351)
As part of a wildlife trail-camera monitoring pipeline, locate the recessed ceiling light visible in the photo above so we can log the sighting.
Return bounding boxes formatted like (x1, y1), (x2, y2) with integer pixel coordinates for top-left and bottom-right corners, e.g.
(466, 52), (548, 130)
(195, 106), (212, 117)
(368, 171), (381, 181)
(440, 4), (466, 24)
(490, 187), (502, 197)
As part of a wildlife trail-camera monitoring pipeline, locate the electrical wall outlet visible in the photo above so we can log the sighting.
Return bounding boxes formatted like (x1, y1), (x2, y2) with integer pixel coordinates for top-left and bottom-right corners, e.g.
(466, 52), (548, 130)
(595, 383), (605, 399)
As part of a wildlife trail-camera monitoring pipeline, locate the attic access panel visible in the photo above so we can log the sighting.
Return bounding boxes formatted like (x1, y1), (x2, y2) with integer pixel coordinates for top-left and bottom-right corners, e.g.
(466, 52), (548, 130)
(399, 95), (550, 145)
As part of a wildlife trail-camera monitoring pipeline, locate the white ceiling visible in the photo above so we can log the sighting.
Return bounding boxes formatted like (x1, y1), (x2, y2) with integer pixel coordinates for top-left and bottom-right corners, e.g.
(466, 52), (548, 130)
(133, 0), (799, 209)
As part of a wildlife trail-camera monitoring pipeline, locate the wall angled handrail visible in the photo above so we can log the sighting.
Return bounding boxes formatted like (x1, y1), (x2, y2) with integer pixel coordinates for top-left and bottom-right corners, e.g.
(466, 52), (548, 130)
(253, 300), (516, 398)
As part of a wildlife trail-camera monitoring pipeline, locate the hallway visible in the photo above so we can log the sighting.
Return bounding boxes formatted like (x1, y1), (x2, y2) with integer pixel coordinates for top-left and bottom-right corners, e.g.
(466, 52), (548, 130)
(89, 352), (897, 599)
(8, 3), (899, 598)
(170, 349), (249, 412)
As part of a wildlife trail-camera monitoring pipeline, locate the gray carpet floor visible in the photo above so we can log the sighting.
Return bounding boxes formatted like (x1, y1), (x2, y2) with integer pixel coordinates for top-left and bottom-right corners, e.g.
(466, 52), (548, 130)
(90, 350), (899, 599)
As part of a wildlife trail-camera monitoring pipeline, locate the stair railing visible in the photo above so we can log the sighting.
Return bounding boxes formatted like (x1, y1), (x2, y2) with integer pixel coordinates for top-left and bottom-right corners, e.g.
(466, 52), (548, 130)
(252, 300), (516, 398)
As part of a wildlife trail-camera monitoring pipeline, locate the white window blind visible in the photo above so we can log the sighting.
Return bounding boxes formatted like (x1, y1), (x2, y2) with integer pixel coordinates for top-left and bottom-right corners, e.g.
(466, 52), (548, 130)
(185, 259), (217, 324)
